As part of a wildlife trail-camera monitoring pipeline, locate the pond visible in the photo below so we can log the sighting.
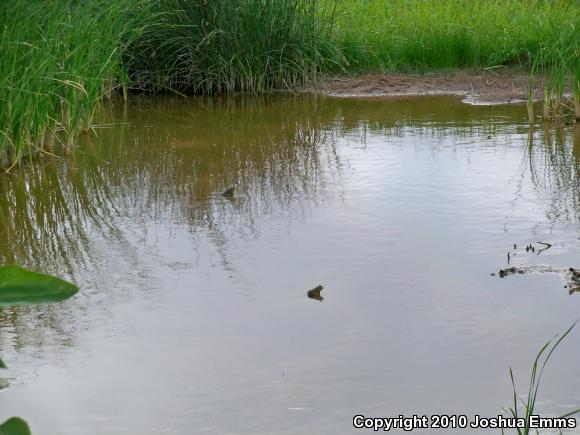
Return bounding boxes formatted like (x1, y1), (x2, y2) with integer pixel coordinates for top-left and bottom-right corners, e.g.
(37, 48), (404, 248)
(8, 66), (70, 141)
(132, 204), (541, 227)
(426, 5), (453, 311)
(0, 95), (579, 434)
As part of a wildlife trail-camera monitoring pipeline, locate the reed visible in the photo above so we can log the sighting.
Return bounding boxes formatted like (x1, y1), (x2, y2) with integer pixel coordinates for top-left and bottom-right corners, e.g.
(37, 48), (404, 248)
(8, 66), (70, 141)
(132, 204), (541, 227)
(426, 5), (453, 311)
(0, 0), (152, 169)
(527, 5), (580, 123)
(123, 0), (340, 94)
(504, 321), (580, 435)
(573, 50), (580, 121)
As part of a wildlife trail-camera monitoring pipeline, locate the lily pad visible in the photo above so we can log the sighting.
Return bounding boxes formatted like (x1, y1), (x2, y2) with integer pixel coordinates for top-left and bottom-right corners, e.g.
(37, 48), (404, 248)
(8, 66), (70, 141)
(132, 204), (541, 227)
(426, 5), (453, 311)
(0, 418), (31, 435)
(0, 266), (78, 306)
(0, 357), (5, 369)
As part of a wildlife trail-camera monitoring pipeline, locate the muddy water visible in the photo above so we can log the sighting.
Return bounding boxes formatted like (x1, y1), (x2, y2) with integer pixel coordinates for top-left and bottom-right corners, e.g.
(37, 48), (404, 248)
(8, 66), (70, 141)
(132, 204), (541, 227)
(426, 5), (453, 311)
(1, 95), (580, 434)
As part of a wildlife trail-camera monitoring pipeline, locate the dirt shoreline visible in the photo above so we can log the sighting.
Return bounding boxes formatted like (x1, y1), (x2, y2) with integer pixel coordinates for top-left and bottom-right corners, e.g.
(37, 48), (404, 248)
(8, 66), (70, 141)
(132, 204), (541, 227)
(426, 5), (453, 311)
(303, 69), (544, 105)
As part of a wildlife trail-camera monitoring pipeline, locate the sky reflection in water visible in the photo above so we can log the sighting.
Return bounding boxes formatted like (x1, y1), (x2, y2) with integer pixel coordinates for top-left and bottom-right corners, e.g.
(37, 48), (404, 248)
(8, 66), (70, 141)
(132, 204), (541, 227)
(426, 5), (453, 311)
(0, 95), (580, 434)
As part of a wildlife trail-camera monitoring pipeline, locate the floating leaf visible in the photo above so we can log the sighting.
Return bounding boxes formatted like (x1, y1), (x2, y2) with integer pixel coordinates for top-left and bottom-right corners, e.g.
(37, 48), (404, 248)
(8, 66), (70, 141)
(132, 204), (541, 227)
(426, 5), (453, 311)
(0, 266), (78, 306)
(0, 357), (6, 369)
(0, 418), (32, 435)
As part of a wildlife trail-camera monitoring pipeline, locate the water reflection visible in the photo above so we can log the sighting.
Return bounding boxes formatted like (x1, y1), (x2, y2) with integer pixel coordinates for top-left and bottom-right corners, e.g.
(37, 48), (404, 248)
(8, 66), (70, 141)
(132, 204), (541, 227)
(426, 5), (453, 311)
(0, 97), (342, 270)
(525, 123), (580, 224)
(2, 96), (578, 273)
(0, 95), (579, 434)
(1, 95), (579, 358)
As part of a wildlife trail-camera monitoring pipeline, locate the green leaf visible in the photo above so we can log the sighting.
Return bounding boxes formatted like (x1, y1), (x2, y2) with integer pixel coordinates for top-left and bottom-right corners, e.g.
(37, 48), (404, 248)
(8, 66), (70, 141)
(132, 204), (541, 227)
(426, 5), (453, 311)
(0, 417), (32, 435)
(0, 357), (6, 369)
(0, 266), (79, 306)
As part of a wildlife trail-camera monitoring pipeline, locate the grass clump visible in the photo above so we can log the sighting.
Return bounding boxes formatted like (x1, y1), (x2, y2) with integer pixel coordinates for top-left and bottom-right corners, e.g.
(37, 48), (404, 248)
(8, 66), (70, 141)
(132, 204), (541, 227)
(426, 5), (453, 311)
(0, 0), (151, 168)
(505, 321), (580, 435)
(528, 6), (580, 122)
(124, 0), (339, 94)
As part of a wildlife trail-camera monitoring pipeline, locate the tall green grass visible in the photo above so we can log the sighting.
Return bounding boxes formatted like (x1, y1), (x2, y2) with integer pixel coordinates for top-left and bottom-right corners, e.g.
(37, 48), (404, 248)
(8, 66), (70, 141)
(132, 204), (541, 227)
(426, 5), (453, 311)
(124, 0), (340, 94)
(0, 0), (338, 168)
(0, 0), (151, 168)
(329, 0), (577, 72)
(526, 5), (580, 122)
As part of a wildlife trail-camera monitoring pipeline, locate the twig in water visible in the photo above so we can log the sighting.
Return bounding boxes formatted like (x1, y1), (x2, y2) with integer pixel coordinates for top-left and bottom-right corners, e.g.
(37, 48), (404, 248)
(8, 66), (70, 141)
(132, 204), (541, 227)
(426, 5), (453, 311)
(536, 242), (552, 255)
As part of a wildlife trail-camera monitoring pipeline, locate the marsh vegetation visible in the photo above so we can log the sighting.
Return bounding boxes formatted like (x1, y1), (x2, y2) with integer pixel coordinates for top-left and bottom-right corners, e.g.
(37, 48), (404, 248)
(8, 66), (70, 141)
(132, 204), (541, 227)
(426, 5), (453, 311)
(1, 0), (579, 167)
(2, 2), (580, 433)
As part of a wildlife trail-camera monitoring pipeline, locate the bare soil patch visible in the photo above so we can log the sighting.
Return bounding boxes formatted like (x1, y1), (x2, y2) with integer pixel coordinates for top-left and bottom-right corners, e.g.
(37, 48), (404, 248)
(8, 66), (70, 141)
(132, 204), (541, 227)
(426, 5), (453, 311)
(304, 69), (543, 105)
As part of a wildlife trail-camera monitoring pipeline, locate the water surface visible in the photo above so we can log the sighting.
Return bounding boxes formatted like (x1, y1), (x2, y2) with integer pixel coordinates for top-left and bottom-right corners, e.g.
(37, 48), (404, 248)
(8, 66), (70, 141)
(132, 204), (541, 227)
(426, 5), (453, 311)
(1, 95), (580, 434)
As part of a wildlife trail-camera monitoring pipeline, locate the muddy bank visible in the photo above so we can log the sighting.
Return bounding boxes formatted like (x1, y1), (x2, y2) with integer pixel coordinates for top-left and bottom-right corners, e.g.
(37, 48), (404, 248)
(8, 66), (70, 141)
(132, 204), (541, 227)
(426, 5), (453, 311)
(304, 69), (544, 105)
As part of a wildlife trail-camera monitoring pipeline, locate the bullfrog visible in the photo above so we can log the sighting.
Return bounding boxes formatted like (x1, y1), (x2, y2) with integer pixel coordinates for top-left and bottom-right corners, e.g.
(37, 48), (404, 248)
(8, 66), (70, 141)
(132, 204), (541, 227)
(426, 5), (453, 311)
(222, 186), (236, 197)
(307, 284), (324, 301)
